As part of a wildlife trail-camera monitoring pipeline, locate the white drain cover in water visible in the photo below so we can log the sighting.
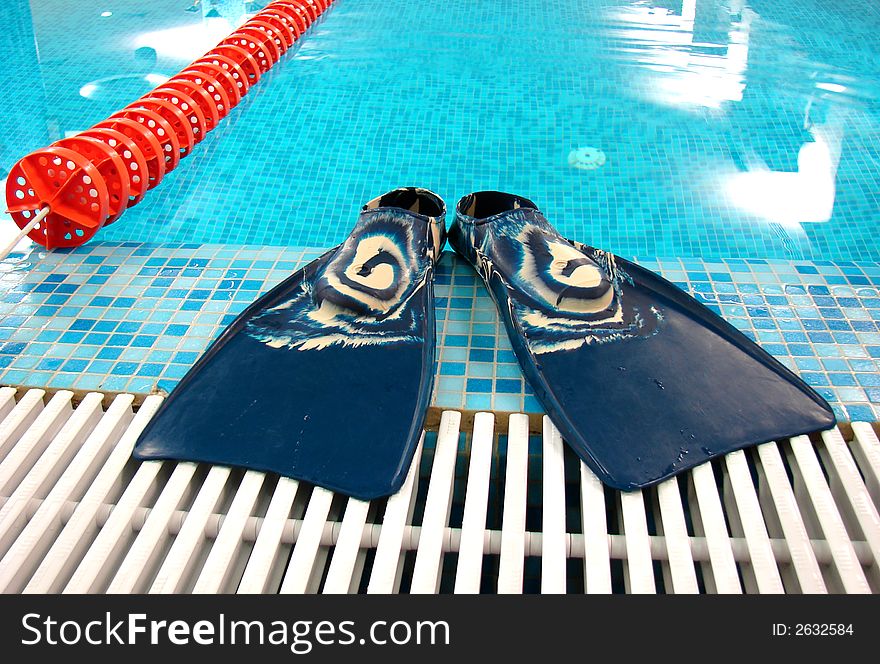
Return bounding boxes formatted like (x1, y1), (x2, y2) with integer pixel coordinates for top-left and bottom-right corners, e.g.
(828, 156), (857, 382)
(568, 146), (606, 170)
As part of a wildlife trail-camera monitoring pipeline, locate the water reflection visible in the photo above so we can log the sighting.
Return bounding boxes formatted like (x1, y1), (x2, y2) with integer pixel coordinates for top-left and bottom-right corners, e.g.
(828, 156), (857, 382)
(2, 1), (269, 167)
(607, 0), (751, 110)
(122, 2), (256, 75)
(725, 101), (843, 226)
(132, 11), (236, 62)
(607, 0), (865, 232)
(78, 74), (169, 102)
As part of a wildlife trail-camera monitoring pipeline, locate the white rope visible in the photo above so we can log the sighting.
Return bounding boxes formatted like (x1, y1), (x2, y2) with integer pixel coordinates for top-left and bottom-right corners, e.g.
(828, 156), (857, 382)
(0, 206), (48, 262)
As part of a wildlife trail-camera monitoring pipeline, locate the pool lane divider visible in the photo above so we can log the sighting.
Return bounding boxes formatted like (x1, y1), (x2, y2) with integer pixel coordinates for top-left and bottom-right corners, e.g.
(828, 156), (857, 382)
(2, 0), (332, 255)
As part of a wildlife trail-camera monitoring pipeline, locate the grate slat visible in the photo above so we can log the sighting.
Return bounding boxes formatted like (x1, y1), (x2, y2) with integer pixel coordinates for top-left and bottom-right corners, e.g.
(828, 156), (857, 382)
(322, 497), (370, 594)
(654, 476), (699, 593)
(0, 389), (45, 463)
(149, 466), (232, 594)
(453, 412), (494, 594)
(850, 424), (880, 507)
(238, 477), (301, 594)
(411, 411), (461, 594)
(787, 435), (871, 593)
(0, 387), (19, 423)
(723, 450), (784, 593)
(63, 459), (165, 593)
(366, 436), (423, 594)
(579, 463), (612, 593)
(496, 413), (529, 594)
(107, 462), (200, 593)
(193, 470), (266, 593)
(619, 489), (656, 593)
(0, 391), (73, 494)
(540, 417), (567, 594)
(817, 429), (880, 577)
(689, 462), (742, 593)
(279, 486), (334, 594)
(0, 393), (103, 558)
(0, 394), (134, 593)
(755, 441), (826, 593)
(22, 394), (163, 593)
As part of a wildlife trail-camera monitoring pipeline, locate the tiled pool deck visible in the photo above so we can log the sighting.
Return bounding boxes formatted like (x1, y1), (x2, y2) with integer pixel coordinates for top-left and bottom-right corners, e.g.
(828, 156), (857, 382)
(1, 241), (878, 422)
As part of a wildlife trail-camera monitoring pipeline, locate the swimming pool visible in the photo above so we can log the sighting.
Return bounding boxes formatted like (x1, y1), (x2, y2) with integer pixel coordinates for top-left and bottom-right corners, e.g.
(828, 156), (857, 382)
(1, 0), (879, 421)
(4, 0), (879, 259)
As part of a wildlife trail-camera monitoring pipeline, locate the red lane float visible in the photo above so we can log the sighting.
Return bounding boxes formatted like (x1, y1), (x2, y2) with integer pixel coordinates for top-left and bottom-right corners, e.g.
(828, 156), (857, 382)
(158, 79), (220, 132)
(93, 117), (166, 190)
(113, 106), (182, 172)
(259, 13), (297, 48)
(267, 5), (306, 37)
(186, 59), (246, 104)
(145, 88), (209, 145)
(130, 97), (196, 158)
(78, 127), (150, 208)
(228, 25), (282, 68)
(271, 1), (313, 33)
(213, 43), (263, 84)
(6, 147), (109, 247)
(53, 136), (130, 225)
(244, 19), (288, 58)
(4, 0), (334, 249)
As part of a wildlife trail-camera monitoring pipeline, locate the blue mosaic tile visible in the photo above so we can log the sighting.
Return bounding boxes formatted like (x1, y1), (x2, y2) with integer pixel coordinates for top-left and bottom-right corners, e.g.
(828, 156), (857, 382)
(440, 362), (465, 376)
(468, 363), (493, 379)
(465, 394), (492, 411)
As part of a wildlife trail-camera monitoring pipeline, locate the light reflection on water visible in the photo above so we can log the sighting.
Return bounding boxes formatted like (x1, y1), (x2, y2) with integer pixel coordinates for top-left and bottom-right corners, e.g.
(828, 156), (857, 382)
(602, 1), (857, 232)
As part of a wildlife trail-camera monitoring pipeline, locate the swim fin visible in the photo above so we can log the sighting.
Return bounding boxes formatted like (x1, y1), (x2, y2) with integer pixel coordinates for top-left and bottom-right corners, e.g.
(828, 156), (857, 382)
(449, 191), (835, 490)
(134, 187), (446, 500)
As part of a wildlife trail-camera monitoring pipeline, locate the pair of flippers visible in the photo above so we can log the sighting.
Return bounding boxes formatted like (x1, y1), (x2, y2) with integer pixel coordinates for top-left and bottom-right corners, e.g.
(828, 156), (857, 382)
(134, 188), (835, 499)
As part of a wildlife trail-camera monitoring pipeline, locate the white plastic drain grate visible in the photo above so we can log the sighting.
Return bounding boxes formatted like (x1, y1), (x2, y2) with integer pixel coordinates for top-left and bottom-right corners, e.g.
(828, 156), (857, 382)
(0, 386), (877, 594)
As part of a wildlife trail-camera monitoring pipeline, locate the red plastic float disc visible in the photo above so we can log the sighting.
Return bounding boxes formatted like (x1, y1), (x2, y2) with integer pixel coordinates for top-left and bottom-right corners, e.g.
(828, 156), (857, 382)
(218, 31), (275, 75)
(287, 0), (318, 22)
(79, 127), (149, 208)
(246, 19), (288, 56)
(129, 97), (195, 158)
(258, 12), (297, 47)
(269, 2), (310, 34)
(160, 78), (220, 131)
(240, 23), (283, 62)
(192, 55), (249, 99)
(280, 1), (315, 27)
(210, 44), (262, 86)
(234, 24), (282, 64)
(175, 68), (232, 119)
(54, 136), (130, 225)
(94, 117), (166, 190)
(112, 106), (181, 172)
(264, 10), (302, 40)
(5, 147), (109, 248)
(146, 87), (208, 143)
(301, 0), (322, 21)
(183, 61), (240, 108)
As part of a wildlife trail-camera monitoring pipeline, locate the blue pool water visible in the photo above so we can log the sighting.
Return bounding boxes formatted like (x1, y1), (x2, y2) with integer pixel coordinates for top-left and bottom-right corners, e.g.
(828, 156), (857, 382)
(3, 0), (879, 260)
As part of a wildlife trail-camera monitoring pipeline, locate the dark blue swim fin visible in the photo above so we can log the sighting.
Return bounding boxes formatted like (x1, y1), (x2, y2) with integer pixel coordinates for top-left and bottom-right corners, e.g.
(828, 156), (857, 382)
(133, 188), (446, 500)
(449, 191), (835, 491)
